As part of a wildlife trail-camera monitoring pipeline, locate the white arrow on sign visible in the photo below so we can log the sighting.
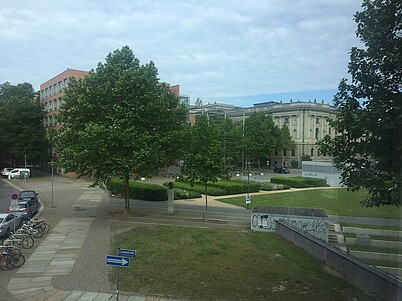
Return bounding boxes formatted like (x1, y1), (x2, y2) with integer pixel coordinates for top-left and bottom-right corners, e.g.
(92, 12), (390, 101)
(106, 255), (130, 268)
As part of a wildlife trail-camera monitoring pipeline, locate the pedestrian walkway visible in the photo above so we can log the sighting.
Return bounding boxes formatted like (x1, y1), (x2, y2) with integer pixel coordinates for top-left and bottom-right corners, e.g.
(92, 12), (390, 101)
(4, 176), (182, 301)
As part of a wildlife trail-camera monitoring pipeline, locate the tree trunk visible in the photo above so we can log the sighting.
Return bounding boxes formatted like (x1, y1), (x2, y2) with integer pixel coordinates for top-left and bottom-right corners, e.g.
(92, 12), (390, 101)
(124, 174), (130, 211)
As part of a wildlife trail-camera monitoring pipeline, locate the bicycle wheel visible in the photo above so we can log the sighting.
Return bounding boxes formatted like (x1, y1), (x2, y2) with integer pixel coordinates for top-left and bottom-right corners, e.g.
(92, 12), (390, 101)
(32, 227), (44, 239)
(0, 254), (13, 270)
(12, 254), (25, 268)
(21, 237), (34, 249)
(42, 223), (50, 234)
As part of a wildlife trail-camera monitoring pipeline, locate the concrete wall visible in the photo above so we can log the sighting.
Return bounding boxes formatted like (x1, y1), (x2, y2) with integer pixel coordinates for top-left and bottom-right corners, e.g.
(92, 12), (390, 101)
(275, 220), (402, 301)
(251, 212), (329, 242)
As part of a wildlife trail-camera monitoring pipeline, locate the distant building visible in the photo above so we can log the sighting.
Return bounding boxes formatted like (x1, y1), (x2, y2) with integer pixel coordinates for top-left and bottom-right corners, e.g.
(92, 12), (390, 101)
(40, 68), (89, 130)
(189, 100), (338, 168)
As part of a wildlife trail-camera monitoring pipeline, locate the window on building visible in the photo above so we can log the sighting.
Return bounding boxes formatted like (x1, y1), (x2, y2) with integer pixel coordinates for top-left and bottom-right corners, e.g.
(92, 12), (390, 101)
(311, 148), (314, 157)
(291, 150), (296, 157)
(318, 149), (321, 157)
(316, 118), (320, 124)
(45, 88), (48, 98)
(315, 128), (320, 140)
(58, 81), (63, 92)
(64, 78), (68, 88)
(53, 83), (57, 94)
(53, 99), (57, 110)
(284, 117), (289, 123)
(329, 128), (332, 135)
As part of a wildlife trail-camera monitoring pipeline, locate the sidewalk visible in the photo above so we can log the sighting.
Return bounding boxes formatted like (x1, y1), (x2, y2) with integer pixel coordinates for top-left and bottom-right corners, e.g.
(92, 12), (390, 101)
(3, 175), (186, 301)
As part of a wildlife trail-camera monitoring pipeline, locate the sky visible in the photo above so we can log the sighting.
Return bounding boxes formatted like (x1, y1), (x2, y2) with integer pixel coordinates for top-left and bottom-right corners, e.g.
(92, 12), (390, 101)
(0, 0), (363, 107)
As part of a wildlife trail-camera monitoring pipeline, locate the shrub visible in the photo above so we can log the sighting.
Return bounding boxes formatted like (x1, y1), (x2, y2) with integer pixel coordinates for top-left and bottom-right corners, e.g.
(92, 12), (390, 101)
(270, 176), (327, 188)
(168, 179), (260, 196)
(291, 160), (299, 168)
(259, 182), (291, 191)
(107, 178), (167, 201)
(173, 188), (202, 199)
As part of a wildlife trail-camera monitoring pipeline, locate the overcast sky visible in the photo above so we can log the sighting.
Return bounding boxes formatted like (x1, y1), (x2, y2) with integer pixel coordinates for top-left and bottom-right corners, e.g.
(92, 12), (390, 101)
(0, 0), (363, 107)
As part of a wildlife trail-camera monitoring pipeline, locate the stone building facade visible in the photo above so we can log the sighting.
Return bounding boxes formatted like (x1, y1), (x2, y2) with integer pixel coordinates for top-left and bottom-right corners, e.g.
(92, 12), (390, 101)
(189, 100), (337, 168)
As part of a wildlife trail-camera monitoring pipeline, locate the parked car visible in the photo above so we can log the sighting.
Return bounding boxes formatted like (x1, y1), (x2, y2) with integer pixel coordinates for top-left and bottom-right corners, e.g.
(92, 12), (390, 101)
(274, 166), (289, 174)
(8, 200), (39, 219)
(19, 190), (39, 203)
(1, 167), (14, 177)
(0, 213), (23, 237)
(8, 168), (31, 179)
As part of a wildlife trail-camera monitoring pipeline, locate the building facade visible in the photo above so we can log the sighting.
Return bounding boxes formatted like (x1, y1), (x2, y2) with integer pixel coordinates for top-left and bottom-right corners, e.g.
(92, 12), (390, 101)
(40, 69), (89, 130)
(189, 100), (337, 167)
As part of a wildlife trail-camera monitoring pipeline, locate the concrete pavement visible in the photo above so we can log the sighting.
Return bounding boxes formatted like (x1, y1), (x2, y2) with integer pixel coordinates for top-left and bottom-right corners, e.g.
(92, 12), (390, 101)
(2, 174), (185, 301)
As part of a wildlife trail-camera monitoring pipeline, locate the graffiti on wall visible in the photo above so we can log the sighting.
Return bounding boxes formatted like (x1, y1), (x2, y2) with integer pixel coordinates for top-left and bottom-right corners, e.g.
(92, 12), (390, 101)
(251, 214), (329, 241)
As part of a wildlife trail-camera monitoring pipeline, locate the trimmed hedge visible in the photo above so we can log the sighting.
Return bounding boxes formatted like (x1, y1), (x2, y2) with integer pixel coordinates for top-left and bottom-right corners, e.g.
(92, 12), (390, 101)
(171, 179), (260, 196)
(270, 176), (327, 188)
(107, 178), (167, 201)
(259, 182), (291, 191)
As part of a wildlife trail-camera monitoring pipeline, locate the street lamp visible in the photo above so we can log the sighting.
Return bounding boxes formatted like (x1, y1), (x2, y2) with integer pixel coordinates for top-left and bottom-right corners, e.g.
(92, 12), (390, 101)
(49, 161), (55, 207)
(246, 162), (251, 209)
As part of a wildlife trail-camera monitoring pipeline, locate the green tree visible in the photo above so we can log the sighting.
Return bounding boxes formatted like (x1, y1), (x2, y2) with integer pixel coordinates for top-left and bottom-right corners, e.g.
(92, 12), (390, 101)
(214, 117), (243, 170)
(0, 82), (47, 166)
(53, 46), (187, 210)
(243, 113), (277, 168)
(319, 0), (401, 207)
(181, 115), (232, 220)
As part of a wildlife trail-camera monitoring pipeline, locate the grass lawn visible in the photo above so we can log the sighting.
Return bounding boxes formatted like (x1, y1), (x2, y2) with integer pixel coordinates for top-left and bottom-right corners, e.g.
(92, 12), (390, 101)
(111, 225), (375, 301)
(219, 188), (401, 219)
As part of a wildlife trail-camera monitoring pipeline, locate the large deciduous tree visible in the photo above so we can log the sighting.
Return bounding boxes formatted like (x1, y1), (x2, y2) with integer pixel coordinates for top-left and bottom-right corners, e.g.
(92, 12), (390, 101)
(319, 0), (401, 207)
(53, 46), (187, 210)
(0, 82), (47, 166)
(181, 115), (232, 220)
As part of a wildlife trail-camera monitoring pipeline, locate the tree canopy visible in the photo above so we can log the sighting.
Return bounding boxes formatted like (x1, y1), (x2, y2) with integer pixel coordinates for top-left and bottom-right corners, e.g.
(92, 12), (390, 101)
(53, 46), (187, 209)
(244, 112), (294, 168)
(319, 0), (401, 207)
(0, 82), (47, 166)
(181, 114), (232, 219)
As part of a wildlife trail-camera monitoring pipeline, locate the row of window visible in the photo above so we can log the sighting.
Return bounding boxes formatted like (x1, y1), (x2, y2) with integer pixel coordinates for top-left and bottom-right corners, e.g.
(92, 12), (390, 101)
(41, 78), (68, 99)
(43, 115), (63, 127)
(44, 98), (63, 112)
(274, 116), (328, 124)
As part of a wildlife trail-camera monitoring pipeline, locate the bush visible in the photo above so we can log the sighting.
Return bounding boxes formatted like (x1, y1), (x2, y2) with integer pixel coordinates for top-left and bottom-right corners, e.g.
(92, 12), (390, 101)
(259, 182), (291, 191)
(270, 176), (327, 188)
(291, 160), (299, 168)
(107, 178), (167, 201)
(173, 188), (202, 199)
(171, 179), (260, 196)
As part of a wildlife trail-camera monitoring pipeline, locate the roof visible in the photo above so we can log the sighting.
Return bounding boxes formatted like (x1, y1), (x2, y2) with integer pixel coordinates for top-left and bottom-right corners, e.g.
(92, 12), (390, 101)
(252, 205), (328, 218)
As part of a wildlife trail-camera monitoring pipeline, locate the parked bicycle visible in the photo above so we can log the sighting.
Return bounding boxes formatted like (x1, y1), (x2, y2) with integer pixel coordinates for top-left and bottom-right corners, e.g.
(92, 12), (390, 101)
(1, 232), (34, 249)
(0, 245), (25, 270)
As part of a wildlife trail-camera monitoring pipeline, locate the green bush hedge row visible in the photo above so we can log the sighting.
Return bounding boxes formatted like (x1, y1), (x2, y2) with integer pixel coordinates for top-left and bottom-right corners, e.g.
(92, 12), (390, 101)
(171, 179), (260, 196)
(107, 178), (202, 201)
(259, 182), (291, 191)
(270, 176), (327, 188)
(108, 179), (168, 201)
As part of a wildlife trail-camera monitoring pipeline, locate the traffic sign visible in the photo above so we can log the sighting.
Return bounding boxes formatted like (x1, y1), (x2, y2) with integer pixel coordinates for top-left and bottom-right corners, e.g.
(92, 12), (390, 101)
(106, 255), (130, 268)
(11, 193), (18, 200)
(119, 249), (137, 257)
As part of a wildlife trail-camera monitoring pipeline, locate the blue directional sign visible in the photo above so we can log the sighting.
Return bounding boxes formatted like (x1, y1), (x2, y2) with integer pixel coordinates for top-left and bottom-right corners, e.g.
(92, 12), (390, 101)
(119, 249), (137, 258)
(106, 255), (130, 268)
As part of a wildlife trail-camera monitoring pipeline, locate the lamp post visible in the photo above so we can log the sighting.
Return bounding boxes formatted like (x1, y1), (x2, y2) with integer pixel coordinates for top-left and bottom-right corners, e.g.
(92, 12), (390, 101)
(246, 162), (251, 209)
(49, 161), (54, 207)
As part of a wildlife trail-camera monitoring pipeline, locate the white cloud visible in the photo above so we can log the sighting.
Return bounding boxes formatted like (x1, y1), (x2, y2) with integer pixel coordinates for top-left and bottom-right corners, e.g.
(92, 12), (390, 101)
(0, 0), (363, 106)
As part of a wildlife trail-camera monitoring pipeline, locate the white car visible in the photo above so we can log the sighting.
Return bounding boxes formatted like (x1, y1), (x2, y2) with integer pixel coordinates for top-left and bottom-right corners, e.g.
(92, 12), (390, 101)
(1, 167), (14, 177)
(8, 168), (31, 179)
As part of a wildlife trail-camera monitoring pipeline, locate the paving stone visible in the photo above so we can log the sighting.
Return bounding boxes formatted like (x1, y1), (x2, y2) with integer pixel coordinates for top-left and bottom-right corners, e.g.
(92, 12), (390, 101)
(62, 290), (86, 301)
(23, 289), (58, 301)
(92, 293), (114, 301)
(77, 291), (102, 301)
(127, 296), (146, 301)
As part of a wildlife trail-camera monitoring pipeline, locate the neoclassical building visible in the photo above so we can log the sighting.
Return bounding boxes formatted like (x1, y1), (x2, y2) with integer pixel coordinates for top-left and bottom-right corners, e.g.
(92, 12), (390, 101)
(189, 100), (337, 167)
